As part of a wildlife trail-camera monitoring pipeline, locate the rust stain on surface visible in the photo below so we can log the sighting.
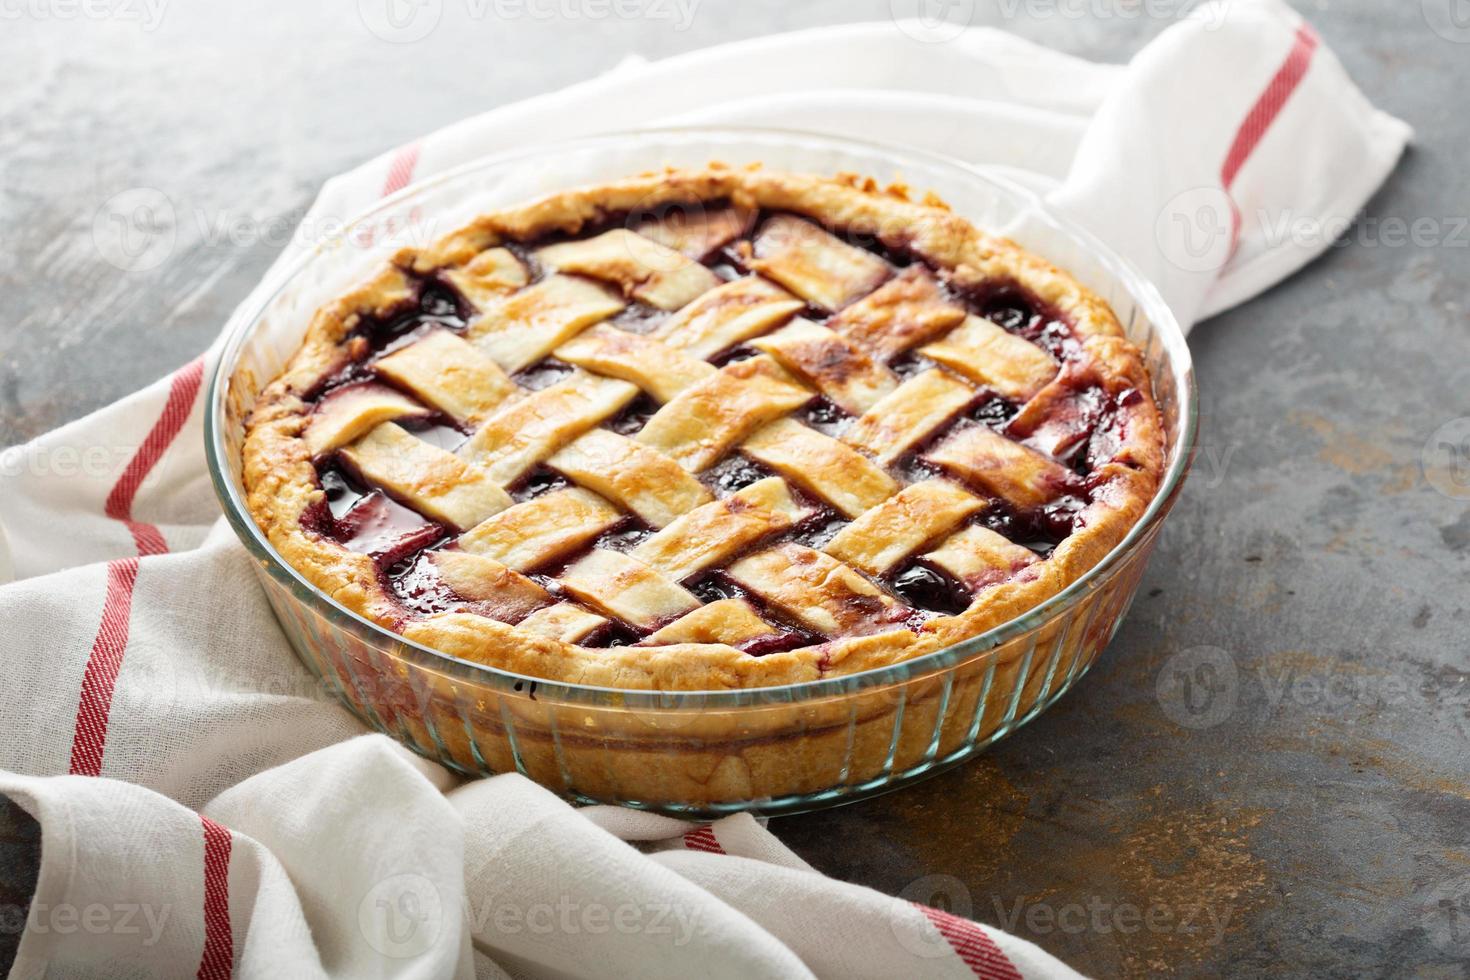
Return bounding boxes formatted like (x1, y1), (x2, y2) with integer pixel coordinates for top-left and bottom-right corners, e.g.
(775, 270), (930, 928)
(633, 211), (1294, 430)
(1290, 411), (1401, 477)
(886, 759), (1029, 880)
(1101, 802), (1270, 978)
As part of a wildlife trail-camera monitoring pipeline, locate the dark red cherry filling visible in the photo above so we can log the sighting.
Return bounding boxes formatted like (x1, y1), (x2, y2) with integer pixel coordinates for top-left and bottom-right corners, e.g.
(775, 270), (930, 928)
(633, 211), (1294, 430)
(796, 397), (851, 437)
(336, 494), (444, 564)
(888, 560), (973, 616)
(605, 394), (659, 436)
(593, 516), (654, 554)
(308, 281), (471, 399)
(701, 455), (778, 495)
(970, 394), (1020, 429)
(606, 305), (669, 336)
(581, 619), (645, 648)
(509, 466), (570, 502)
(512, 358), (574, 391)
(976, 287), (1081, 362)
(309, 463), (446, 564)
(357, 280), (467, 348)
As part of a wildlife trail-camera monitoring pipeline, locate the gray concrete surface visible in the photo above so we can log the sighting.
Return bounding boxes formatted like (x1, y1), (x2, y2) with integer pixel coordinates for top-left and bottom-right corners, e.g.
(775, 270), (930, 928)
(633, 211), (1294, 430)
(2, 1), (1468, 976)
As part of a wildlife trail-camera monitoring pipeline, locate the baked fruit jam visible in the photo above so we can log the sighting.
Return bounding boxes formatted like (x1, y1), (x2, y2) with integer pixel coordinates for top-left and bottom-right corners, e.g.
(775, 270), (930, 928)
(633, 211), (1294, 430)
(243, 168), (1164, 690)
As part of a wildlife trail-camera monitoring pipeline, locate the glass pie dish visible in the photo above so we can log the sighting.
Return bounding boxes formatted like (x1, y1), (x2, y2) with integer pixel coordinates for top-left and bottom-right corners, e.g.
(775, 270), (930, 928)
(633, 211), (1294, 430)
(207, 128), (1196, 816)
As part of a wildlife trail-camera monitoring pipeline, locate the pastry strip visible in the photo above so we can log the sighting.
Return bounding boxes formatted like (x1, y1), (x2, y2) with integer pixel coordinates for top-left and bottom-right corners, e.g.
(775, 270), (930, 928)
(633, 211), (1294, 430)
(631, 476), (810, 582)
(536, 229), (721, 310)
(339, 423), (511, 529)
(375, 329), (517, 422)
(633, 205), (755, 259)
(555, 323), (716, 403)
(557, 549), (700, 628)
(924, 425), (1076, 510)
(441, 247), (528, 311)
(742, 418), (897, 519)
(726, 543), (909, 637)
(643, 598), (780, 646)
(467, 274), (625, 373)
(547, 429), (712, 529)
(635, 356), (812, 472)
(305, 383), (426, 456)
(459, 374), (638, 485)
(825, 480), (986, 575)
(750, 317), (898, 414)
(920, 314), (1058, 401)
(923, 525), (1039, 592)
(747, 215), (890, 312)
(843, 369), (976, 465)
(457, 487), (623, 571)
(517, 602), (608, 643)
(652, 276), (805, 359)
(827, 266), (965, 358)
(430, 551), (551, 620)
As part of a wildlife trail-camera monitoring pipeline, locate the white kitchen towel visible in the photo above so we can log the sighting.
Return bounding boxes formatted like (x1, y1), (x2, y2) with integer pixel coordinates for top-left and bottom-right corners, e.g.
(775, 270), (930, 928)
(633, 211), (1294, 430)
(0, 3), (1407, 978)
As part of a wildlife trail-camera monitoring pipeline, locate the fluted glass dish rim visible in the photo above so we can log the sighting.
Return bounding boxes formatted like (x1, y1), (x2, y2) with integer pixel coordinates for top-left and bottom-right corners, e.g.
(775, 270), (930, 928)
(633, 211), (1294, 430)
(205, 125), (1197, 711)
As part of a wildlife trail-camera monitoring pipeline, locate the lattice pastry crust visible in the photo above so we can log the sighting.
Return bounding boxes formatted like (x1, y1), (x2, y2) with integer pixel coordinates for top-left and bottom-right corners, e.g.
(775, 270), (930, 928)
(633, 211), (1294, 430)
(243, 167), (1164, 691)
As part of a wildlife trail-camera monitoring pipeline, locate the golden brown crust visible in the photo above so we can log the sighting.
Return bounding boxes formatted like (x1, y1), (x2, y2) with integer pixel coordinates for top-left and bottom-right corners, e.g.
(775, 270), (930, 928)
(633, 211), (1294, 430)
(242, 166), (1164, 691)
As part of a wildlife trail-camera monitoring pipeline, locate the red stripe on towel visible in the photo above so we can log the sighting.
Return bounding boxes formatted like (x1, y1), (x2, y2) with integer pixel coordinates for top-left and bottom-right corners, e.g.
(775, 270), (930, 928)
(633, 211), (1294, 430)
(103, 356), (206, 556)
(913, 902), (1023, 980)
(67, 558), (140, 776)
(69, 356), (206, 774)
(1220, 23), (1320, 247)
(381, 143), (422, 197)
(198, 816), (234, 980)
(682, 825), (725, 854)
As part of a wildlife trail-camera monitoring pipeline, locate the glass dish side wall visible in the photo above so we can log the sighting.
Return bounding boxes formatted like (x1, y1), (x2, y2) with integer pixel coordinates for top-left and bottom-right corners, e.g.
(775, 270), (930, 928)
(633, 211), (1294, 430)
(208, 129), (1194, 815)
(254, 522), (1157, 815)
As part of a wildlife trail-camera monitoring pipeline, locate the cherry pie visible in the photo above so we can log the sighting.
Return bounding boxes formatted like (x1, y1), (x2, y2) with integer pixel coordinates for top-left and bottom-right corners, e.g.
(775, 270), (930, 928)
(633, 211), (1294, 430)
(244, 167), (1164, 691)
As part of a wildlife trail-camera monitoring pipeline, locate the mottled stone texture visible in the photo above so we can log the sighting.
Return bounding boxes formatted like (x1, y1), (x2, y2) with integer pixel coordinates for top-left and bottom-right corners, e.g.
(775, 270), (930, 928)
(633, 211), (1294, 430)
(2, 2), (1467, 976)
